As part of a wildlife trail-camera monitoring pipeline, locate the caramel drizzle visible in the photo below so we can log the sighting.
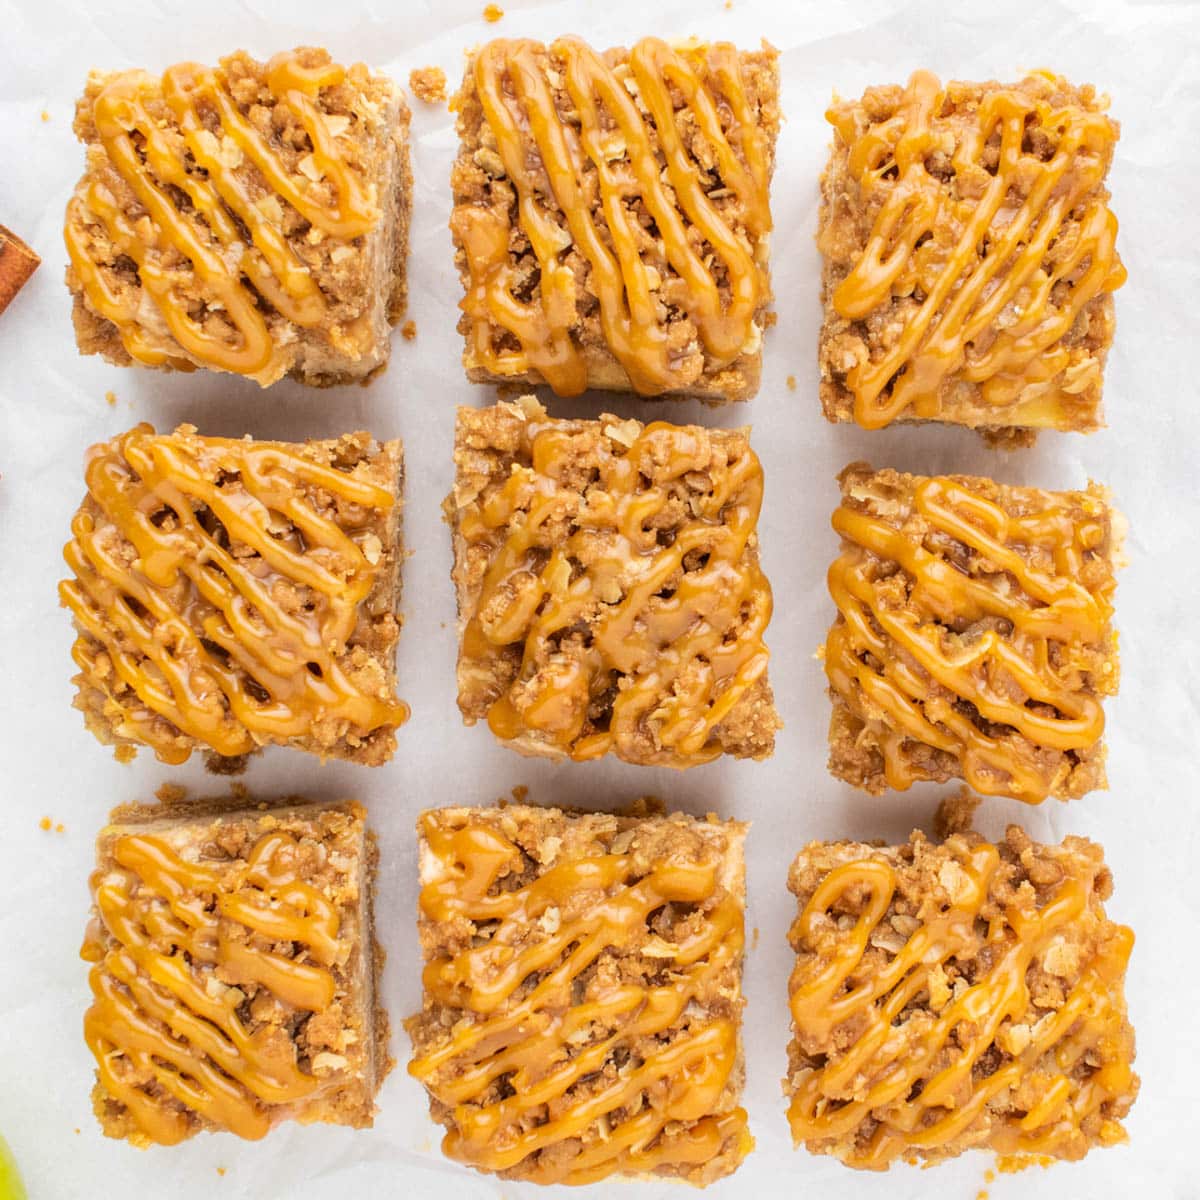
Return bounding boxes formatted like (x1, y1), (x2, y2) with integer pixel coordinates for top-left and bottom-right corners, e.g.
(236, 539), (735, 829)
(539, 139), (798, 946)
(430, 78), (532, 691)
(829, 70), (1125, 428)
(826, 477), (1112, 802)
(65, 51), (378, 379)
(409, 820), (749, 1184)
(461, 418), (771, 767)
(456, 37), (772, 396)
(60, 425), (409, 764)
(82, 831), (344, 1144)
(787, 844), (1135, 1167)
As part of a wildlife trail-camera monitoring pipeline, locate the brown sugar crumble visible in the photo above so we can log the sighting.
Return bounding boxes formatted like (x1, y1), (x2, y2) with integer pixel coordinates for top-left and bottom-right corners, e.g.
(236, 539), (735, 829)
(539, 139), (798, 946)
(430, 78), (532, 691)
(64, 48), (413, 388)
(408, 66), (447, 105)
(406, 804), (751, 1184)
(785, 825), (1138, 1168)
(823, 463), (1121, 803)
(60, 424), (409, 768)
(449, 37), (780, 403)
(817, 71), (1123, 440)
(400, 319), (417, 341)
(449, 397), (780, 767)
(82, 797), (389, 1145)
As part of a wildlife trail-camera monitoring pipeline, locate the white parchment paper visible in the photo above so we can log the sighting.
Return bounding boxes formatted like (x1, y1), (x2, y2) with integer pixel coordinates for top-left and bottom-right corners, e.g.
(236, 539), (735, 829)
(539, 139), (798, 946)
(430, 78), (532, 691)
(1, 0), (1198, 1196)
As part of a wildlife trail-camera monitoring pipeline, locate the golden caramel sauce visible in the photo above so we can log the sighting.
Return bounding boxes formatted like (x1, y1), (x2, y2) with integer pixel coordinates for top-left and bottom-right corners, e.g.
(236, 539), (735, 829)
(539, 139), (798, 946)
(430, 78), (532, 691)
(829, 70), (1125, 428)
(82, 829), (345, 1144)
(826, 477), (1113, 802)
(461, 417), (771, 767)
(787, 844), (1135, 1167)
(409, 819), (750, 1183)
(64, 50), (379, 380)
(456, 38), (772, 396)
(60, 425), (409, 764)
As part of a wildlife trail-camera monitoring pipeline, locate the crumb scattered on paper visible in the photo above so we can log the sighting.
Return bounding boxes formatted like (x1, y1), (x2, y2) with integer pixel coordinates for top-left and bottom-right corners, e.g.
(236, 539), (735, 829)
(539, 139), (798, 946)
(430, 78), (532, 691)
(401, 320), (417, 341)
(409, 66), (447, 105)
(483, 2), (503, 20)
(104, 390), (116, 406)
(786, 374), (796, 391)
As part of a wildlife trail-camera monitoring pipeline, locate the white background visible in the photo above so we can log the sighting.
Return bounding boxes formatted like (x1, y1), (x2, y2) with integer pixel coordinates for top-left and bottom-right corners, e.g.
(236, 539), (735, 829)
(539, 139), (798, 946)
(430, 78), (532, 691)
(1, 0), (1197, 1196)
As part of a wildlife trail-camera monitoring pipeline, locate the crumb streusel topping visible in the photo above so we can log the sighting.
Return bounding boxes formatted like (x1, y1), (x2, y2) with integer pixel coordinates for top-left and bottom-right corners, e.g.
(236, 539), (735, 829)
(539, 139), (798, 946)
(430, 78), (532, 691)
(786, 826), (1138, 1168)
(61, 424), (408, 765)
(451, 398), (778, 767)
(452, 38), (777, 400)
(407, 806), (750, 1185)
(819, 71), (1124, 434)
(825, 463), (1118, 802)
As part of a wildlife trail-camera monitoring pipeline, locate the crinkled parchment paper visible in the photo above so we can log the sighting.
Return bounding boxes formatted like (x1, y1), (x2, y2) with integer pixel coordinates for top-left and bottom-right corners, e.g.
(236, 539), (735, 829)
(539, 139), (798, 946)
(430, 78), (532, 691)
(1, 0), (1197, 1196)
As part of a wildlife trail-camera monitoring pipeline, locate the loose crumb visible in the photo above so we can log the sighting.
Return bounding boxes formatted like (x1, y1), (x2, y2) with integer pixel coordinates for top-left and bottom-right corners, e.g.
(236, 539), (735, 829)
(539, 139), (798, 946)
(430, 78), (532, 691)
(401, 320), (417, 341)
(724, 0), (733, 8)
(216, 1166), (226, 1177)
(39, 816), (52, 831)
(934, 787), (983, 839)
(786, 374), (796, 390)
(114, 744), (137, 764)
(977, 1191), (988, 1200)
(156, 782), (188, 806)
(483, 2), (503, 20)
(105, 390), (117, 406)
(985, 1169), (996, 1183)
(74, 1127), (80, 1135)
(511, 785), (529, 803)
(409, 66), (447, 106)
(996, 1154), (1053, 1174)
(56, 822), (65, 833)
(41, 109), (51, 122)
(751, 926), (760, 949)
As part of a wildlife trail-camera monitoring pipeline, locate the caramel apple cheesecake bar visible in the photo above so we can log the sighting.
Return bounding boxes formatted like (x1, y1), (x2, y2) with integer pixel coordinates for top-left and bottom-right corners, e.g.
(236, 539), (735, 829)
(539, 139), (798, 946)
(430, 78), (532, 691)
(406, 804), (751, 1185)
(785, 822), (1138, 1168)
(65, 47), (412, 386)
(449, 397), (780, 767)
(60, 424), (408, 767)
(818, 71), (1124, 442)
(451, 37), (780, 402)
(823, 463), (1121, 803)
(83, 797), (389, 1145)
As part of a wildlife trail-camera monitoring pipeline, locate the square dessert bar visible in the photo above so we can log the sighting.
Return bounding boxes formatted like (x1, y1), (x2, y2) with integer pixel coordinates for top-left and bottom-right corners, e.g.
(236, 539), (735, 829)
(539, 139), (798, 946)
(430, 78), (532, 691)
(65, 47), (412, 387)
(406, 804), (751, 1185)
(785, 824), (1138, 1168)
(60, 423), (409, 767)
(818, 71), (1124, 441)
(450, 37), (779, 402)
(82, 797), (389, 1145)
(824, 463), (1120, 803)
(449, 397), (779, 767)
